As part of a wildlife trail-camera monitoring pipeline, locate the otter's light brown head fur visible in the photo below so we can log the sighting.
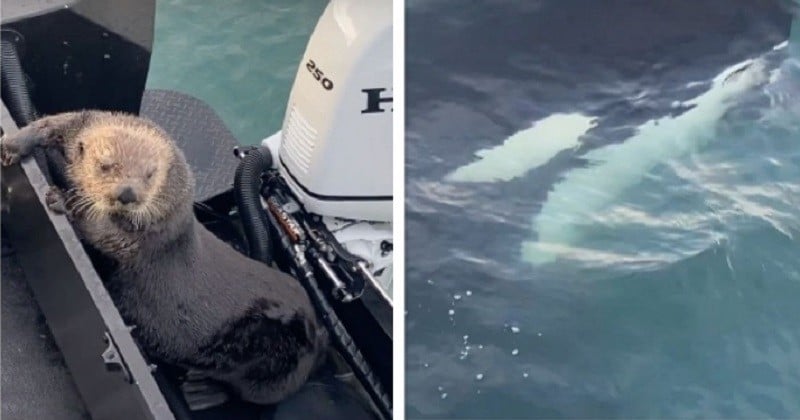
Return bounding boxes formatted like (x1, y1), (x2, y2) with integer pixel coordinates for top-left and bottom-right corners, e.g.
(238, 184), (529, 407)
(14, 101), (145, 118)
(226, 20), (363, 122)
(66, 117), (186, 230)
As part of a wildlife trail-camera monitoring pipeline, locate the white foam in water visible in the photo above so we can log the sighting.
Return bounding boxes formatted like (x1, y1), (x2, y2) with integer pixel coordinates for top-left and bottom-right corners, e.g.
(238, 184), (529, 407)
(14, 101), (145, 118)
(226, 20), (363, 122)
(522, 56), (770, 265)
(446, 113), (598, 183)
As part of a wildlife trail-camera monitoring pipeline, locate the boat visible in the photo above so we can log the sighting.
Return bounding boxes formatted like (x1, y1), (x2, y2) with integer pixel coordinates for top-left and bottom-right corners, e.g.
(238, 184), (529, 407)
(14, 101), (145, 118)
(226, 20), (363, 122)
(0, 0), (393, 419)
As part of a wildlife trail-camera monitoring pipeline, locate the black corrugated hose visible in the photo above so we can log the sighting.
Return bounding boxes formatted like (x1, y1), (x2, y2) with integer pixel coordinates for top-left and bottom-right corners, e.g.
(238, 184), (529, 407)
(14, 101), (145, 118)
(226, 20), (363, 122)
(0, 36), (37, 258)
(0, 34), (60, 185)
(233, 147), (274, 266)
(1, 36), (37, 126)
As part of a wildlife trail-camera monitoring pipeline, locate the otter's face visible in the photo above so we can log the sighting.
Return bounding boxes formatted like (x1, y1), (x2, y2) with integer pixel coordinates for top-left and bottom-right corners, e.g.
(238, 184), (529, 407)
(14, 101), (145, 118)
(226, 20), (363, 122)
(68, 125), (174, 227)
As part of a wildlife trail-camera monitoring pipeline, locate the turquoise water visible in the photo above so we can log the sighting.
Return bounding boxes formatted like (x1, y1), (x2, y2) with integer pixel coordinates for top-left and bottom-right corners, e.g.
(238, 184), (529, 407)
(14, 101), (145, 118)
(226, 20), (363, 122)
(146, 0), (327, 145)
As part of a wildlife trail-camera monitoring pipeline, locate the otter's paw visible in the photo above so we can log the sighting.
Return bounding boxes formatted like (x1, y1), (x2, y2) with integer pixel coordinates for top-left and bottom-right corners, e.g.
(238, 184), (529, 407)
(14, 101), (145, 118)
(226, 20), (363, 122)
(45, 186), (68, 214)
(0, 126), (42, 167)
(0, 123), (53, 167)
(0, 134), (22, 167)
(180, 372), (230, 411)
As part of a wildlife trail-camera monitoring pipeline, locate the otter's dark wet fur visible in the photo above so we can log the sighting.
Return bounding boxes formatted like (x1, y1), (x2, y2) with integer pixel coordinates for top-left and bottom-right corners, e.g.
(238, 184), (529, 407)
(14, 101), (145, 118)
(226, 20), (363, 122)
(0, 111), (329, 404)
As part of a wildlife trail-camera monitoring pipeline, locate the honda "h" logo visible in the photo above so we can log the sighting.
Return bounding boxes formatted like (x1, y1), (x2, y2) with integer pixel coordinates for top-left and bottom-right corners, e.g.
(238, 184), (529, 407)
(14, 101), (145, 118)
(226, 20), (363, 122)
(361, 88), (393, 114)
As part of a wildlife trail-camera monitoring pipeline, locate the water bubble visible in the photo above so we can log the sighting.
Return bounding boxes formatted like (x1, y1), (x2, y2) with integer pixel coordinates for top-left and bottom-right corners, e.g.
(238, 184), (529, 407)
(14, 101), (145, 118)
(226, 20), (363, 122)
(440, 393), (448, 399)
(427, 279), (434, 285)
(523, 372), (529, 378)
(103, 54), (111, 59)
(423, 363), (429, 368)
(466, 290), (472, 296)
(511, 349), (519, 356)
(463, 335), (469, 341)
(437, 386), (444, 391)
(537, 332), (542, 337)
(453, 294), (462, 300)
(448, 309), (455, 316)
(475, 373), (484, 381)
(511, 326), (520, 334)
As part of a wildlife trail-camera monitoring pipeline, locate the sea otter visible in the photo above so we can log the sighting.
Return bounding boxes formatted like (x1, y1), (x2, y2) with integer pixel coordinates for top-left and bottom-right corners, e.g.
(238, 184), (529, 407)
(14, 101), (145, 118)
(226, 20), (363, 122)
(1, 111), (329, 406)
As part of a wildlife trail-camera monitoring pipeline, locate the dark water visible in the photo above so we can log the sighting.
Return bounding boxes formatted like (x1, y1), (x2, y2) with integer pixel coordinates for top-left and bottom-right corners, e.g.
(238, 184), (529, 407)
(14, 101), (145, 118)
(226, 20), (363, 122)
(406, 1), (800, 418)
(146, 0), (327, 145)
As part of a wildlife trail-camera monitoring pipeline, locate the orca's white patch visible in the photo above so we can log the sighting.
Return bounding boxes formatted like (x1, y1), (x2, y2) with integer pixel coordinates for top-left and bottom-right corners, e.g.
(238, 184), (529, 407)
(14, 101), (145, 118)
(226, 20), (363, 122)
(446, 113), (597, 183)
(523, 56), (770, 265)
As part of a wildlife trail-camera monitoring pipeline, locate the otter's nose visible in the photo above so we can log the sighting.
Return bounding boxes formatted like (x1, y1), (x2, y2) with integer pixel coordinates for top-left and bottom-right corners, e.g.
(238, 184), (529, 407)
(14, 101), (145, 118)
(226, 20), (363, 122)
(117, 187), (138, 205)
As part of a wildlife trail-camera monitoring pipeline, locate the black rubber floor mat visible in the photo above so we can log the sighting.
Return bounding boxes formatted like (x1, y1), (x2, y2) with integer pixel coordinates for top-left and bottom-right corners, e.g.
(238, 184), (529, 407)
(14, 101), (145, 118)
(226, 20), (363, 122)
(140, 89), (241, 202)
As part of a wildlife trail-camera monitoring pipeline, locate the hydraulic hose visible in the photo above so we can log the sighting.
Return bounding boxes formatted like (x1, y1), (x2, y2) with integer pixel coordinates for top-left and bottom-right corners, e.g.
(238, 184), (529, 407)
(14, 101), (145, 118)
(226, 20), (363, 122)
(234, 155), (392, 418)
(269, 215), (393, 420)
(302, 246), (393, 420)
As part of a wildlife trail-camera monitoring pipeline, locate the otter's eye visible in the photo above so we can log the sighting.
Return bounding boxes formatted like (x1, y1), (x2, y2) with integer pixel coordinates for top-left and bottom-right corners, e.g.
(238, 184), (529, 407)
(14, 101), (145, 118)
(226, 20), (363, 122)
(146, 169), (155, 180)
(77, 142), (84, 156)
(100, 163), (113, 172)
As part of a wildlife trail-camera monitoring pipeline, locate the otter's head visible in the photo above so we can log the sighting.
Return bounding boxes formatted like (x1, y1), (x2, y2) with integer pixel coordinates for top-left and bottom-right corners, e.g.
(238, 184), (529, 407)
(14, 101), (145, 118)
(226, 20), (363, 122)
(67, 122), (191, 229)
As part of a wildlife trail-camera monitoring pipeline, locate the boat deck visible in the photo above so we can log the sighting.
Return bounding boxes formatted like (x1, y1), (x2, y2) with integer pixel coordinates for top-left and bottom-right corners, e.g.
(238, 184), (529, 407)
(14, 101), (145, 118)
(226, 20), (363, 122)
(1, 248), (90, 419)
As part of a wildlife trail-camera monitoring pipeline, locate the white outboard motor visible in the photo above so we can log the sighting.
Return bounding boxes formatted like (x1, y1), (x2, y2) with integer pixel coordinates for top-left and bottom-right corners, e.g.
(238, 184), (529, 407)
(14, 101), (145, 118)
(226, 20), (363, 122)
(263, 0), (393, 300)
